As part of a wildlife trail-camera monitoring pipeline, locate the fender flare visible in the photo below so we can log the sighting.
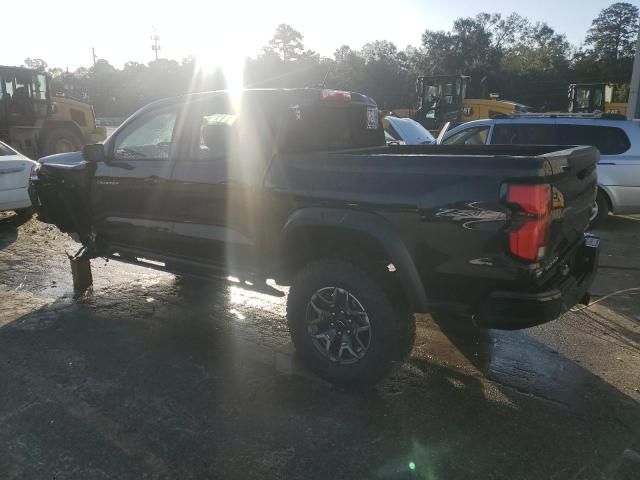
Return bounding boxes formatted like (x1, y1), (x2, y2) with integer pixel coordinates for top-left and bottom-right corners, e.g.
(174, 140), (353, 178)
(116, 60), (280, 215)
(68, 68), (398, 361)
(597, 185), (615, 212)
(279, 207), (429, 312)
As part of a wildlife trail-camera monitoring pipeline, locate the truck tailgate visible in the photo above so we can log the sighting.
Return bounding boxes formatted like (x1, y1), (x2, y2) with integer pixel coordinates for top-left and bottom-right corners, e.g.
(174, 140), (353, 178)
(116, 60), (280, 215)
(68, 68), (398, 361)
(543, 146), (598, 267)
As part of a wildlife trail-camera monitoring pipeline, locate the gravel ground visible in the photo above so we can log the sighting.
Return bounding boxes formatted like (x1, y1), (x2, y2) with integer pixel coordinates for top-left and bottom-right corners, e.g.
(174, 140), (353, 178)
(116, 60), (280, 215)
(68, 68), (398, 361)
(0, 211), (639, 479)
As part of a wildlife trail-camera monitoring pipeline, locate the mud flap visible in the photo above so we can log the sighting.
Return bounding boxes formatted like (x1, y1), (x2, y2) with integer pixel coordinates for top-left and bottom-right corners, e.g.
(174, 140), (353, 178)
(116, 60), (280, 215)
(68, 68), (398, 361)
(69, 246), (93, 295)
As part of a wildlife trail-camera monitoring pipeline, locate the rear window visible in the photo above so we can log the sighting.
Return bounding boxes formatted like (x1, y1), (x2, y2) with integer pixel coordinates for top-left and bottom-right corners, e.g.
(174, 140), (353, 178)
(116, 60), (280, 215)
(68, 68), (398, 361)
(556, 124), (630, 155)
(283, 101), (385, 152)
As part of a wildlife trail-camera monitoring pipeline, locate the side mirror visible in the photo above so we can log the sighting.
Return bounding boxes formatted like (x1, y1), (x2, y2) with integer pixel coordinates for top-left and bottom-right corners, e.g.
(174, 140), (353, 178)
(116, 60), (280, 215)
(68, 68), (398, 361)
(82, 143), (106, 163)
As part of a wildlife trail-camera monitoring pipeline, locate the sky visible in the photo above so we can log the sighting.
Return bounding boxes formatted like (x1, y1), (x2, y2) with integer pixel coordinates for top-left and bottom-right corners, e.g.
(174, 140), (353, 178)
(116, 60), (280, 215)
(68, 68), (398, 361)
(3, 0), (632, 71)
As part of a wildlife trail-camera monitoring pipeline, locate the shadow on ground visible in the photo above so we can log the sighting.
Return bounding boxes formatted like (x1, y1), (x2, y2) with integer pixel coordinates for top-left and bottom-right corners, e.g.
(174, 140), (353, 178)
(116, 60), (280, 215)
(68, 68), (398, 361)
(0, 212), (30, 250)
(1, 277), (638, 480)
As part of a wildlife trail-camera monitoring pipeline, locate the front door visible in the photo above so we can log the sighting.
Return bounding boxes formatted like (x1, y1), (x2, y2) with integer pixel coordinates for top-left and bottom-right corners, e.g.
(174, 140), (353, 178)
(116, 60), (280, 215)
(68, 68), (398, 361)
(92, 105), (181, 255)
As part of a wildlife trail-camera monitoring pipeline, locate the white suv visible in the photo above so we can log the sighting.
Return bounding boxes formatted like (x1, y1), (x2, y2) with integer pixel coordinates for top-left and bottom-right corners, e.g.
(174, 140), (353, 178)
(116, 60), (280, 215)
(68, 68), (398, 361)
(442, 115), (640, 226)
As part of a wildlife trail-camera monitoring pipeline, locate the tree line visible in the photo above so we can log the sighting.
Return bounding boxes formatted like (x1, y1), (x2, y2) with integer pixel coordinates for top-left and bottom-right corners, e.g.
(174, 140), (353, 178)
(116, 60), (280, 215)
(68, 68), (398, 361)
(23, 2), (640, 117)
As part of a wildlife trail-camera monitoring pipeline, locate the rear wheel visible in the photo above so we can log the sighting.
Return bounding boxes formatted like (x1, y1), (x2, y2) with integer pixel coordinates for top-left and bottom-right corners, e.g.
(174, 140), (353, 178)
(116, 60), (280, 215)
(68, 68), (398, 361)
(40, 128), (83, 156)
(287, 260), (414, 387)
(589, 190), (609, 229)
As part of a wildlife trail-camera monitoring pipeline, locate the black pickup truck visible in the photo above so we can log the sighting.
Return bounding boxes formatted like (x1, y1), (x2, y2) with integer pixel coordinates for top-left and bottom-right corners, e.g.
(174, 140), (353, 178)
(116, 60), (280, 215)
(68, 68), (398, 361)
(30, 88), (600, 386)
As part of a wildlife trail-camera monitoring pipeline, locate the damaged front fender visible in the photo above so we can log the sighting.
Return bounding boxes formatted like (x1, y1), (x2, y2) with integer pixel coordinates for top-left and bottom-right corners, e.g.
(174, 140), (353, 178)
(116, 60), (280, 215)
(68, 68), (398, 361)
(30, 155), (96, 245)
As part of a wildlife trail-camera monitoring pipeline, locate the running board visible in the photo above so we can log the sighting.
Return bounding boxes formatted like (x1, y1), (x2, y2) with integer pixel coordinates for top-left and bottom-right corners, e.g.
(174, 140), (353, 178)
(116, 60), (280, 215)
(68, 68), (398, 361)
(106, 245), (285, 297)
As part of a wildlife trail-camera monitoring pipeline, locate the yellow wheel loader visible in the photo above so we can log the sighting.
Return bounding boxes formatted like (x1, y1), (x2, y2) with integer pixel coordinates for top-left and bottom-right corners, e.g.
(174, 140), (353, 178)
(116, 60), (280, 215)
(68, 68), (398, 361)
(0, 66), (106, 158)
(416, 75), (530, 133)
(388, 75), (529, 135)
(568, 83), (627, 116)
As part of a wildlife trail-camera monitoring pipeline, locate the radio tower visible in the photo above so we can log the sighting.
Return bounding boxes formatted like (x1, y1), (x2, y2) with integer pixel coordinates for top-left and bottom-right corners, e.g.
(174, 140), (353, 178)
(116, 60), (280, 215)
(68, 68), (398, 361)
(151, 27), (161, 61)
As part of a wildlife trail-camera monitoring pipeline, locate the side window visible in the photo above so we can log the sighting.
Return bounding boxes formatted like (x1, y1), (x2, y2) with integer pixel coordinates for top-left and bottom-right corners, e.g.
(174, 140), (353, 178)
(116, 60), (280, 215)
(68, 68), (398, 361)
(114, 109), (177, 160)
(442, 126), (489, 145)
(33, 74), (47, 101)
(491, 124), (557, 145)
(197, 113), (237, 160)
(556, 125), (630, 155)
(2, 75), (14, 97)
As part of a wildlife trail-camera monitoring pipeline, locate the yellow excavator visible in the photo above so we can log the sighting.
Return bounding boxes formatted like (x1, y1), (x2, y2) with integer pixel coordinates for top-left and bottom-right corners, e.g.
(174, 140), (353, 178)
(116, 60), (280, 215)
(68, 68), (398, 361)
(567, 82), (627, 116)
(388, 75), (530, 134)
(1, 66), (106, 158)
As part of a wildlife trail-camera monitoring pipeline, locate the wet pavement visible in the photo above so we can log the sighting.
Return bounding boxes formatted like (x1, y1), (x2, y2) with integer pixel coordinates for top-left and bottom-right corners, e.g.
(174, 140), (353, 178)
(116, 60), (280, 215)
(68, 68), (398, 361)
(0, 212), (639, 479)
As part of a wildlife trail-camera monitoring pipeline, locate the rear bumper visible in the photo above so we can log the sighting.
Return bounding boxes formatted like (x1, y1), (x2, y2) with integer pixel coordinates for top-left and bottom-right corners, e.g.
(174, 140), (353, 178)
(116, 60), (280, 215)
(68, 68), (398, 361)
(473, 235), (599, 329)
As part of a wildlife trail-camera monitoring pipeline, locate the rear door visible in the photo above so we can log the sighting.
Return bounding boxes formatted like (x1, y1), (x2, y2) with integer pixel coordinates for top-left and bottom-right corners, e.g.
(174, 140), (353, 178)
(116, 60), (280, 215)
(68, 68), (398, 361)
(92, 105), (181, 253)
(168, 95), (271, 270)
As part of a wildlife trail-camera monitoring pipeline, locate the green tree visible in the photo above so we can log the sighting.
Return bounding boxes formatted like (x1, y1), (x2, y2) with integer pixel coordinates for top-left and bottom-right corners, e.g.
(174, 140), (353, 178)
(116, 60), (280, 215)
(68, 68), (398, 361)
(267, 24), (304, 61)
(419, 13), (528, 77)
(503, 22), (570, 74)
(585, 2), (639, 61)
(330, 45), (366, 91)
(23, 58), (48, 72)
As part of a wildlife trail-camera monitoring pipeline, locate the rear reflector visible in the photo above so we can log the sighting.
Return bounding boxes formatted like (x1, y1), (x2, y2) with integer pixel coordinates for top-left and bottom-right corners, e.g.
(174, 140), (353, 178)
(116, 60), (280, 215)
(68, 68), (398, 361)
(507, 184), (552, 261)
(320, 90), (351, 102)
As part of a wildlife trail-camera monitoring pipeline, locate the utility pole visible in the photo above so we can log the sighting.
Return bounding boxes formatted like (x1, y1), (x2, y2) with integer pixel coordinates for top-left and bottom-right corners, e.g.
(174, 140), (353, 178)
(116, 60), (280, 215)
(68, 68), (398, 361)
(627, 24), (640, 119)
(151, 27), (161, 61)
(92, 47), (97, 66)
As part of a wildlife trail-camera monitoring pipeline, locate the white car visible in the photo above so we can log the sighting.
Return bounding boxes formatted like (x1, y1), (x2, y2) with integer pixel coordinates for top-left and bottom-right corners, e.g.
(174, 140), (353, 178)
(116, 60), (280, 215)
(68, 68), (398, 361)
(384, 116), (435, 145)
(442, 115), (640, 226)
(0, 141), (37, 216)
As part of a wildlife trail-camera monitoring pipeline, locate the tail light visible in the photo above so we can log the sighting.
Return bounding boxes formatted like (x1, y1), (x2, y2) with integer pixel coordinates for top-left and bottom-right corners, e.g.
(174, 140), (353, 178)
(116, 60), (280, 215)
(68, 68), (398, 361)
(507, 184), (552, 261)
(320, 90), (351, 102)
(29, 164), (39, 181)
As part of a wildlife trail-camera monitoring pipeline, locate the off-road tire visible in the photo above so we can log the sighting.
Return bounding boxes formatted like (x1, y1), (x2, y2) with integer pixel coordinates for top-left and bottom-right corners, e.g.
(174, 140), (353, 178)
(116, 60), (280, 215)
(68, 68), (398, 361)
(287, 260), (415, 388)
(40, 128), (83, 156)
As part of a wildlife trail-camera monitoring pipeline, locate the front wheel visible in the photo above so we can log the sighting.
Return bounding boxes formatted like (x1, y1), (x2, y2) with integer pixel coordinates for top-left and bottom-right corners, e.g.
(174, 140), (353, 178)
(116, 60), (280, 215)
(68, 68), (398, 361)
(287, 260), (414, 387)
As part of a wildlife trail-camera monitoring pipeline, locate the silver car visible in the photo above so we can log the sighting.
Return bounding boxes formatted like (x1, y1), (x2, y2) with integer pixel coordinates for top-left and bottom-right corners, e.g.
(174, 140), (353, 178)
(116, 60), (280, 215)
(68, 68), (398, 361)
(442, 115), (640, 226)
(384, 116), (435, 145)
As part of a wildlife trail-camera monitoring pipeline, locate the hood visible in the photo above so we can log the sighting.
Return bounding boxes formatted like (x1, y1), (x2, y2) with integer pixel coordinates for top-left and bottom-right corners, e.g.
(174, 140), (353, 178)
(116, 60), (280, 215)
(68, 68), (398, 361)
(39, 151), (85, 166)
